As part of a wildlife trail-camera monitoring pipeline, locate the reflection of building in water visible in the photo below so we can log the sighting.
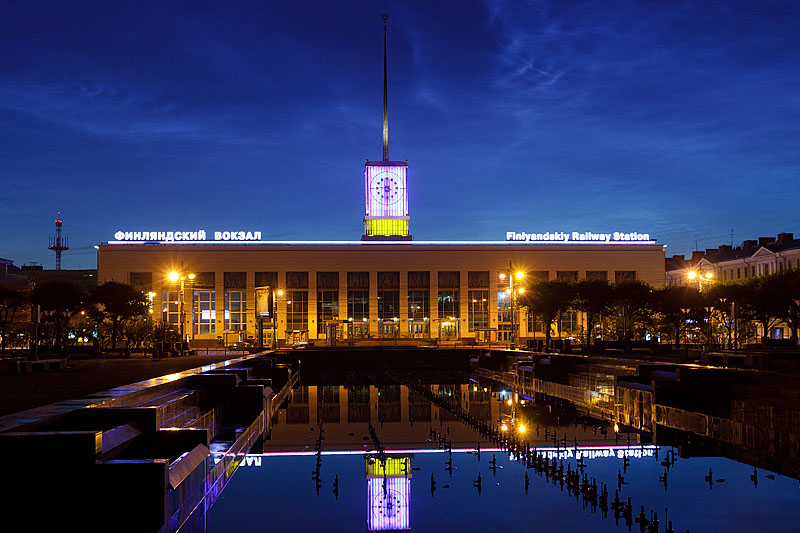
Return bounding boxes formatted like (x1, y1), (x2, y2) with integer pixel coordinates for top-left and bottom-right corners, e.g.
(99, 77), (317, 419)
(264, 384), (613, 453)
(366, 455), (411, 531)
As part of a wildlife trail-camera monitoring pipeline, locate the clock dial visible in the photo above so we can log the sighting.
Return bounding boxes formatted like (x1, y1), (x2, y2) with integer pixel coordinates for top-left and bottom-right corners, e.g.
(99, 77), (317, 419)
(369, 170), (403, 206)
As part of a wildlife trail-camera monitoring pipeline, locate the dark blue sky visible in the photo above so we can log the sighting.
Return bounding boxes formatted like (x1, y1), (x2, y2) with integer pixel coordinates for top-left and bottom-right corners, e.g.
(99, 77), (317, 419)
(1, 0), (799, 269)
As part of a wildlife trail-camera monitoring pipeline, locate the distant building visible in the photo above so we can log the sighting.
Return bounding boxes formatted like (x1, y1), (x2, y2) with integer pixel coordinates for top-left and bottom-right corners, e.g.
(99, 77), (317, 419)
(666, 232), (800, 287)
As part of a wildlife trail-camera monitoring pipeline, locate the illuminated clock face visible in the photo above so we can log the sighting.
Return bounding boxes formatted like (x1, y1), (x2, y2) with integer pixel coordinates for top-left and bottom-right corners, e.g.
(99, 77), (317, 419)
(369, 169), (403, 206)
(371, 488), (407, 520)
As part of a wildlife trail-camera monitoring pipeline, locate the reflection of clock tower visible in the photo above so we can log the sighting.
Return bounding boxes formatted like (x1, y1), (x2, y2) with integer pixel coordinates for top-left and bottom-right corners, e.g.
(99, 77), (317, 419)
(363, 14), (411, 241)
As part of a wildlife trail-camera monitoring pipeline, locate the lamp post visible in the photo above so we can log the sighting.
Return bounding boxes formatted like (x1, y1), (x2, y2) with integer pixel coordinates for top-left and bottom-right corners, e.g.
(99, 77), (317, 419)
(687, 270), (714, 291)
(168, 271), (195, 349)
(272, 289), (284, 349)
(500, 265), (525, 349)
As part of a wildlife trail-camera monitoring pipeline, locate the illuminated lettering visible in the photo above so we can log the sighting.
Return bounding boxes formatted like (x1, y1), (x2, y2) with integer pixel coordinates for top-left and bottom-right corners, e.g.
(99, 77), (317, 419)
(198, 230), (206, 240)
(254, 232), (261, 240)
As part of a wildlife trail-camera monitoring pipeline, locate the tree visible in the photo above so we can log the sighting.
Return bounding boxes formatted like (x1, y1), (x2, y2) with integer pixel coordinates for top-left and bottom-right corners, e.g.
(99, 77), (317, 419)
(123, 317), (154, 351)
(653, 285), (702, 348)
(30, 279), (88, 358)
(703, 282), (750, 349)
(0, 286), (26, 353)
(748, 270), (800, 345)
(91, 282), (149, 351)
(573, 279), (615, 352)
(613, 280), (655, 350)
(521, 279), (575, 351)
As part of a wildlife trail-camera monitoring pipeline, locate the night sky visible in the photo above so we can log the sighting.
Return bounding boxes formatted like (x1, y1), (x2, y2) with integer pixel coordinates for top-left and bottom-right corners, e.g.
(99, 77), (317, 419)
(1, 1), (799, 269)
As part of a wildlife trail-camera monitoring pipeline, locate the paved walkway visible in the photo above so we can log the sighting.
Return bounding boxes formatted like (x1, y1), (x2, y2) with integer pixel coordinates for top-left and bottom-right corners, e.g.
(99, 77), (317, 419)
(0, 353), (244, 417)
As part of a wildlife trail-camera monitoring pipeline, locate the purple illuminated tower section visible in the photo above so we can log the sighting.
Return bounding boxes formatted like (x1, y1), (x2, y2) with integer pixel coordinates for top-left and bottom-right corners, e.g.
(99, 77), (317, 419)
(363, 14), (411, 241)
(366, 455), (411, 531)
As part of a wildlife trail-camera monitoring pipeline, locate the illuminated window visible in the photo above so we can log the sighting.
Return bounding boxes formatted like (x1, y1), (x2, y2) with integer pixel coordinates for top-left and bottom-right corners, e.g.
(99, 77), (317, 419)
(317, 290), (338, 334)
(497, 290), (511, 323)
(437, 290), (459, 319)
(286, 291), (308, 331)
(467, 290), (488, 332)
(348, 290), (369, 321)
(407, 290), (429, 335)
(224, 290), (247, 331)
(192, 290), (215, 335)
(160, 291), (179, 325)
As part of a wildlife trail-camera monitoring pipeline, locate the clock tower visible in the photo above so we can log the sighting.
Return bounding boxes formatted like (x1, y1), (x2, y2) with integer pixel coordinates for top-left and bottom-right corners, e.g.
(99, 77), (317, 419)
(363, 14), (411, 241)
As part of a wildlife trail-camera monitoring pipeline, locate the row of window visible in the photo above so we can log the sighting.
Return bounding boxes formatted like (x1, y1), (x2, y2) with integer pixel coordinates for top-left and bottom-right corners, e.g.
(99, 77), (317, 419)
(135, 269), (637, 293)
(160, 288), (501, 335)
(720, 259), (800, 281)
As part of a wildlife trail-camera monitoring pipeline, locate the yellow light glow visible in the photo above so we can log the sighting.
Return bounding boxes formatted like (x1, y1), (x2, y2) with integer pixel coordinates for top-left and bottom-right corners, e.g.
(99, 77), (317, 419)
(614, 423), (619, 433)
(518, 288), (525, 294)
(499, 273), (507, 279)
(188, 273), (196, 280)
(705, 272), (713, 279)
(687, 271), (697, 280)
(515, 271), (524, 279)
(505, 289), (512, 294)
(473, 386), (478, 392)
(507, 399), (513, 406)
(519, 424), (526, 433)
(277, 290), (284, 296)
(168, 271), (179, 282)
(501, 424), (508, 432)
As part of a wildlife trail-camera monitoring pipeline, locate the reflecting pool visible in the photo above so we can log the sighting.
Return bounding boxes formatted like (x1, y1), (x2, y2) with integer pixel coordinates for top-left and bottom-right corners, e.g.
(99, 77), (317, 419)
(208, 379), (800, 532)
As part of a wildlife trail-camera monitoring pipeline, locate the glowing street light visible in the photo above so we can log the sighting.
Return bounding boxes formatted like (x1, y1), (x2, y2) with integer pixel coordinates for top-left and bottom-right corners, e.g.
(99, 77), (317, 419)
(166, 270), (196, 346)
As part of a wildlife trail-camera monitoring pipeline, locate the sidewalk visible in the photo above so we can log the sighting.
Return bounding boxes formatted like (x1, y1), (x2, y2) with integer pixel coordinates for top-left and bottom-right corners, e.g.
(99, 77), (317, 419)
(0, 353), (241, 417)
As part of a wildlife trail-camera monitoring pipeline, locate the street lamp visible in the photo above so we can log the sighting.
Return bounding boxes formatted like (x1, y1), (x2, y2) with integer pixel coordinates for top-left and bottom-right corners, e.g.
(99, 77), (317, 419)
(167, 271), (195, 347)
(273, 289), (284, 349)
(501, 264), (525, 349)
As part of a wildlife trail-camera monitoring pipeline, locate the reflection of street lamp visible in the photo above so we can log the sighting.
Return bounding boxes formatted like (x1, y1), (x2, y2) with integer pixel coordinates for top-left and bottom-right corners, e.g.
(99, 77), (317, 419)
(167, 271), (195, 344)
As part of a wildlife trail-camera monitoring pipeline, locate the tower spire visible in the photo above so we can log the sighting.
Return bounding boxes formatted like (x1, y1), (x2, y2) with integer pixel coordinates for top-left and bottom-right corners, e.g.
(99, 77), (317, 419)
(382, 13), (389, 161)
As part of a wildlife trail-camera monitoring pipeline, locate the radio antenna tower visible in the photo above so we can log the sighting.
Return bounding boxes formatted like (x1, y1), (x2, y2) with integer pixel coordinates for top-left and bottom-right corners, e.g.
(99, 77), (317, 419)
(48, 212), (69, 270)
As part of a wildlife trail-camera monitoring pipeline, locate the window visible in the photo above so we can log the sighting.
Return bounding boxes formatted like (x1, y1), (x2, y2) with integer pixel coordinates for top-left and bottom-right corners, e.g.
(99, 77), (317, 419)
(286, 291), (308, 331)
(586, 271), (608, 281)
(615, 271), (637, 284)
(378, 290), (399, 319)
(192, 290), (215, 335)
(737, 268), (741, 279)
(408, 290), (429, 334)
(348, 290), (369, 321)
(161, 291), (179, 325)
(438, 290), (460, 318)
(559, 311), (578, 333)
(468, 290), (488, 332)
(317, 290), (338, 334)
(556, 271), (578, 282)
(468, 271), (489, 288)
(286, 271), (309, 289)
(497, 290), (511, 323)
(752, 266), (756, 277)
(224, 290), (247, 331)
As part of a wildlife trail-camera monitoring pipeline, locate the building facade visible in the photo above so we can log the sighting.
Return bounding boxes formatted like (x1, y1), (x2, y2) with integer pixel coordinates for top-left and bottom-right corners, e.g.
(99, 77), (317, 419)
(97, 240), (665, 345)
(666, 232), (800, 287)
